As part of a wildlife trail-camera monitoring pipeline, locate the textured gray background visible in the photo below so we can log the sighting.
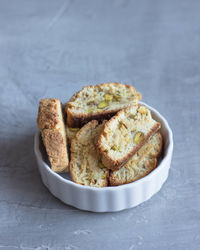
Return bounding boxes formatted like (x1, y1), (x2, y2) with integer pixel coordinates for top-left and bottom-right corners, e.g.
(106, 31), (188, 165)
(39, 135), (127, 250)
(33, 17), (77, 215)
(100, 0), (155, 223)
(0, 0), (200, 249)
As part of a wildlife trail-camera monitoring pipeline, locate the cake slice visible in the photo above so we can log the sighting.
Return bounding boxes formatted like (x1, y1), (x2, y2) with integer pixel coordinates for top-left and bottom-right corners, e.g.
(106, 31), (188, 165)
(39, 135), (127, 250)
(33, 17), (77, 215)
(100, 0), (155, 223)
(109, 132), (163, 186)
(97, 105), (161, 170)
(37, 98), (69, 172)
(70, 120), (109, 187)
(65, 82), (141, 127)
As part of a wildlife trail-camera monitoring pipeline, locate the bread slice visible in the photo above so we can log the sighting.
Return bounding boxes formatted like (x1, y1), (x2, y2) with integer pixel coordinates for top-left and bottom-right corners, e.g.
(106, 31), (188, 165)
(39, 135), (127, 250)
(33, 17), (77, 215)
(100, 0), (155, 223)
(109, 132), (163, 186)
(97, 105), (161, 170)
(70, 120), (109, 187)
(37, 98), (69, 172)
(65, 82), (141, 127)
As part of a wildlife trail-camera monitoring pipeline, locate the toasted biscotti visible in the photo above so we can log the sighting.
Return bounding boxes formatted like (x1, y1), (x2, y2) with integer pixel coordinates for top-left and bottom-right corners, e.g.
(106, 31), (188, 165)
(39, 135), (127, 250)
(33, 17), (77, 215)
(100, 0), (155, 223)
(66, 126), (80, 145)
(37, 98), (69, 172)
(70, 120), (109, 187)
(97, 105), (161, 170)
(109, 132), (163, 186)
(66, 82), (141, 127)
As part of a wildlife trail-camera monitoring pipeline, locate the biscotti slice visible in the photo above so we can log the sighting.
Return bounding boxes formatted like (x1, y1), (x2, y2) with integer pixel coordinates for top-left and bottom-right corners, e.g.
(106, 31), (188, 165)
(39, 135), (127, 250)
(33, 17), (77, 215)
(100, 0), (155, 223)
(109, 132), (163, 186)
(66, 82), (141, 127)
(66, 126), (80, 145)
(37, 98), (69, 172)
(70, 120), (109, 187)
(97, 105), (161, 170)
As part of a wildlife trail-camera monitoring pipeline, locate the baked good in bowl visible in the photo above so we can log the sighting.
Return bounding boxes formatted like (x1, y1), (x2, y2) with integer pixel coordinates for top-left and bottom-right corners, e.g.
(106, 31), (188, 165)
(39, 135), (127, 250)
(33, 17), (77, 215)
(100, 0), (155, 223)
(70, 120), (109, 187)
(65, 82), (141, 127)
(37, 98), (69, 172)
(34, 102), (173, 212)
(109, 132), (163, 186)
(97, 105), (161, 170)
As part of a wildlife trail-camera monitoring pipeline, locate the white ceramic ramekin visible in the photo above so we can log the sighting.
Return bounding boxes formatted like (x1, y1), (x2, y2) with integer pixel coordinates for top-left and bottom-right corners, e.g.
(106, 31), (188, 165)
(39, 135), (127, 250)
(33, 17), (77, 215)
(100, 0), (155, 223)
(34, 102), (173, 212)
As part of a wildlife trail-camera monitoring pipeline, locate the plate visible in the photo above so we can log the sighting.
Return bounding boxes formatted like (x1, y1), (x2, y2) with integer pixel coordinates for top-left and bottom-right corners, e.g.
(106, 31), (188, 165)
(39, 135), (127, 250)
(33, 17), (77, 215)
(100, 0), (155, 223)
(34, 102), (173, 212)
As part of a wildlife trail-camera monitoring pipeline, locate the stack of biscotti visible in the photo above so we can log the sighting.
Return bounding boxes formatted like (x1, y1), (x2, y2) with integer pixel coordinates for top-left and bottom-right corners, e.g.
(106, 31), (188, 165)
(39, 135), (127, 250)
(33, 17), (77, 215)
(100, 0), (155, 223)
(36, 82), (162, 187)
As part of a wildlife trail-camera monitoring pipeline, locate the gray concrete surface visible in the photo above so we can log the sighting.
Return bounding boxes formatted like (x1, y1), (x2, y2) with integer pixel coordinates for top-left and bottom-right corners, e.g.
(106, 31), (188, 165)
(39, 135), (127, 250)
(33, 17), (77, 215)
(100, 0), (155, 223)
(0, 0), (200, 249)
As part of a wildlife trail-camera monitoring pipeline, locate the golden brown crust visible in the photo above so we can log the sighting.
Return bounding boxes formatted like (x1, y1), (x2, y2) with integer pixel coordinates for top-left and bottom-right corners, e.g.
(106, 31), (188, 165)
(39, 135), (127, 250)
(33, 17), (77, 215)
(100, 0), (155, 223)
(109, 158), (157, 186)
(37, 99), (69, 172)
(37, 98), (60, 130)
(66, 82), (142, 127)
(42, 129), (69, 172)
